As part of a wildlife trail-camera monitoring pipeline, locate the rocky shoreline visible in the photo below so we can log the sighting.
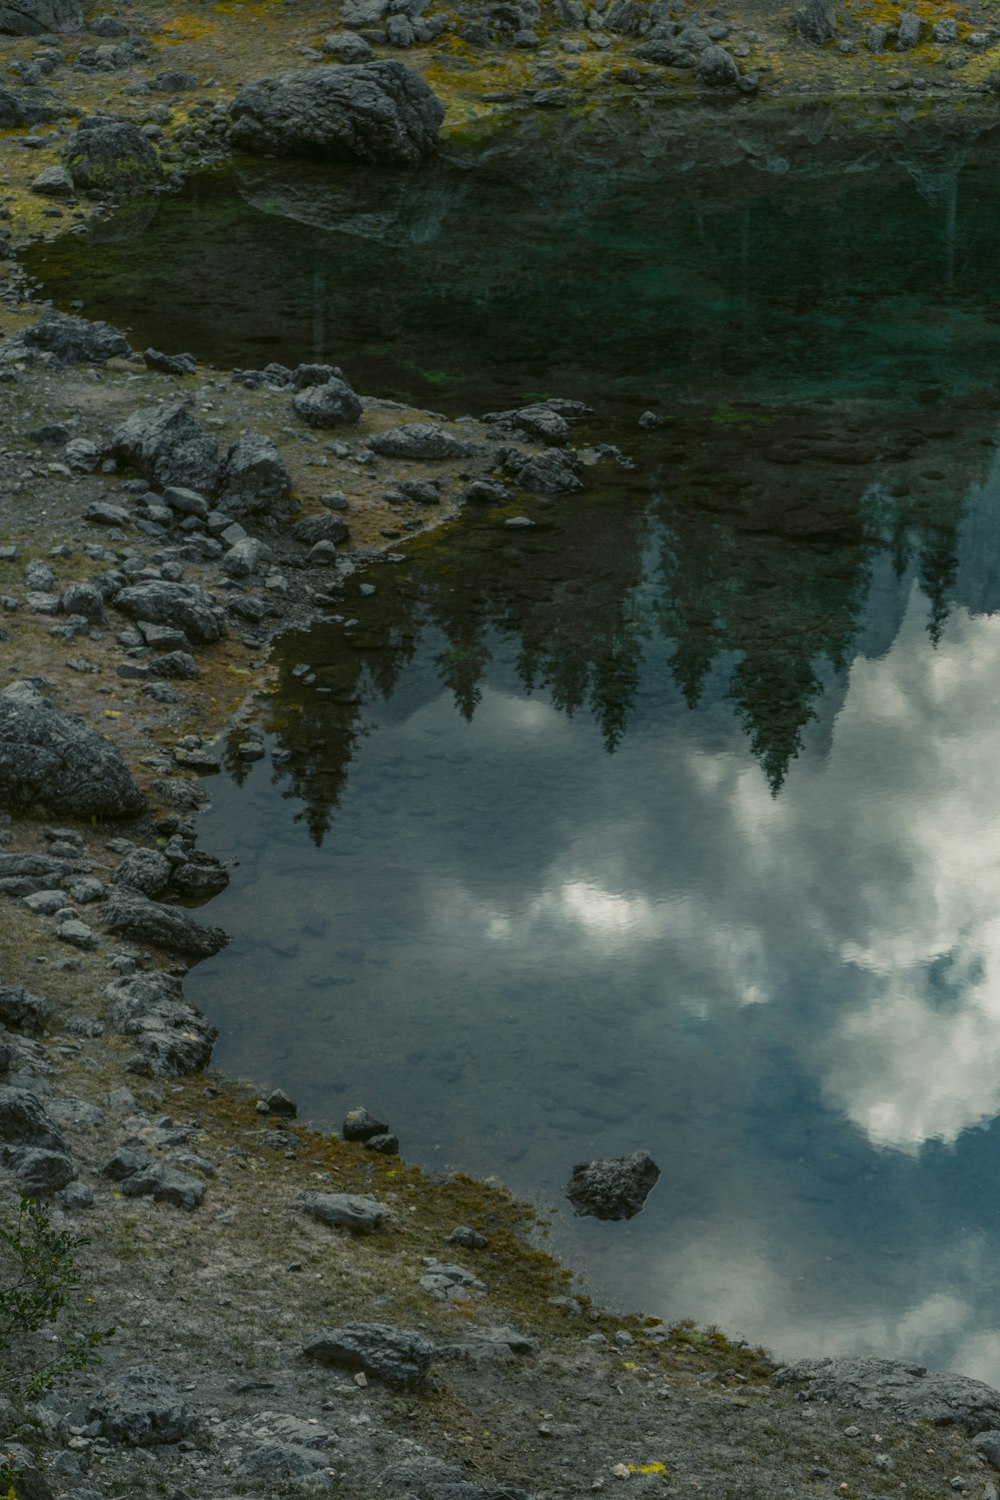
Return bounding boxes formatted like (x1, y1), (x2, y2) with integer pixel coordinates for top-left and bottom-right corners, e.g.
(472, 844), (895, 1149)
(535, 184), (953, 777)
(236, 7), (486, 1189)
(6, 0), (1000, 1493)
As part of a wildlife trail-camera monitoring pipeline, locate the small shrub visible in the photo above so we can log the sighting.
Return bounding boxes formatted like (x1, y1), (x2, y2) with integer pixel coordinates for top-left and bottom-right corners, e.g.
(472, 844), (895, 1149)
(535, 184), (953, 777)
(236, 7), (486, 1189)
(0, 1196), (114, 1402)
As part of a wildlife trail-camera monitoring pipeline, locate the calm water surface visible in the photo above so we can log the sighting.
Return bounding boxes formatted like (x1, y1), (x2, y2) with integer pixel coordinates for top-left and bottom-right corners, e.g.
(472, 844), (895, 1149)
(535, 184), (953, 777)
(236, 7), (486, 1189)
(30, 105), (1000, 1378)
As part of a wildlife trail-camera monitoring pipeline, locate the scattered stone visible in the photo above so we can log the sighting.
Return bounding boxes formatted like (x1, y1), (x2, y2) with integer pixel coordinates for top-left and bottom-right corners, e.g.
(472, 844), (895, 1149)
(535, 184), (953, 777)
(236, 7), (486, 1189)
(106, 970), (218, 1074)
(795, 0), (836, 43)
(143, 348), (197, 376)
(291, 514), (350, 547)
(221, 538), (265, 579)
(108, 402), (221, 495)
(463, 478), (510, 504)
(485, 404), (570, 443)
(302, 1321), (435, 1385)
(696, 43), (740, 83)
(297, 1190), (388, 1232)
(61, 581), (105, 624)
(23, 890), (68, 915)
(508, 448), (583, 494)
(566, 1149), (661, 1221)
(111, 847), (172, 897)
(218, 431), (293, 519)
(57, 1179), (95, 1211)
(56, 917), (96, 949)
(8, 1146), (77, 1193)
(370, 423), (471, 460)
(293, 379), (363, 427)
(30, 165), (75, 197)
(21, 312), (130, 365)
(322, 29), (374, 61)
(342, 1105), (388, 1140)
(0, 680), (146, 818)
(364, 1131), (399, 1154)
(228, 61), (445, 164)
(774, 1358), (1000, 1433)
(447, 1225), (488, 1249)
(86, 1366), (199, 1444)
(896, 10), (921, 48)
(121, 1164), (206, 1209)
(0, 1087), (67, 1151)
(103, 886), (229, 961)
(65, 116), (162, 192)
(265, 1088), (297, 1117)
(419, 1260), (488, 1300)
(115, 581), (226, 643)
(0, 984), (50, 1031)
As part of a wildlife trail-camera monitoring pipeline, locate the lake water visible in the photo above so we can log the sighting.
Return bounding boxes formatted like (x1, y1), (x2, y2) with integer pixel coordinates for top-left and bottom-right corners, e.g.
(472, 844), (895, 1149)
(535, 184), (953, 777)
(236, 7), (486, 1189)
(27, 101), (1000, 1379)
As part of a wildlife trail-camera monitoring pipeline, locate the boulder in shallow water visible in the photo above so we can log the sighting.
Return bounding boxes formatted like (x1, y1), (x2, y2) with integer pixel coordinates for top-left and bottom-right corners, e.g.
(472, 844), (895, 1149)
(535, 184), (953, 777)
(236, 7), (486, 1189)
(0, 680), (146, 818)
(565, 1149), (660, 1220)
(228, 62), (444, 164)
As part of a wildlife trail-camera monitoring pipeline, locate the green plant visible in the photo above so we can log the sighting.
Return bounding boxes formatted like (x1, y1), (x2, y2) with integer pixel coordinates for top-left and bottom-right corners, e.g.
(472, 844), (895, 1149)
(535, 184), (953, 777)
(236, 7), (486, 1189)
(0, 1196), (114, 1402)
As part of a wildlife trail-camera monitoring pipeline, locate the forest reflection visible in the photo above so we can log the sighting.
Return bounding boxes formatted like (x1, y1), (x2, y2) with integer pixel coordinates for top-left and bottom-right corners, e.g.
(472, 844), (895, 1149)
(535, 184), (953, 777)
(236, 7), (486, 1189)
(232, 388), (1000, 841)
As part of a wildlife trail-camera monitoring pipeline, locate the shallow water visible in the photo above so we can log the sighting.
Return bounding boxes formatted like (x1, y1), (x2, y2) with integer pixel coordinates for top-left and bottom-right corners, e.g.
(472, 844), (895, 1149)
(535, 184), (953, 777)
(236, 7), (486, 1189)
(30, 105), (1000, 1377)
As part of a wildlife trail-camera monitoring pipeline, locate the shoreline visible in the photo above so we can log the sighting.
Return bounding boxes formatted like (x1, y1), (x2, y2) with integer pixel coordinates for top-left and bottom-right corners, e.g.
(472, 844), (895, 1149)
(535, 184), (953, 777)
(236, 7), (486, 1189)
(5, 9), (1000, 1496)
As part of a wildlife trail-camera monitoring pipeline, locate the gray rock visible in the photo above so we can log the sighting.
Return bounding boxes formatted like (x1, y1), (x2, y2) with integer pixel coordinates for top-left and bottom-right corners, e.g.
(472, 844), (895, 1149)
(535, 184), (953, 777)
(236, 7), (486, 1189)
(221, 538), (265, 579)
(604, 0), (643, 33)
(103, 885), (229, 961)
(795, 0), (836, 43)
(463, 479), (510, 505)
(322, 29), (374, 60)
(0, 1087), (68, 1151)
(867, 22), (887, 48)
(48, 1096), (105, 1128)
(100, 1143), (152, 1181)
(446, 1225), (488, 1249)
(111, 848), (172, 896)
(87, 1366), (199, 1444)
(0, 85), (61, 125)
(0, 0), (80, 35)
(115, 581), (225, 643)
(485, 404), (570, 443)
(365, 1131), (399, 1154)
(228, 61), (444, 164)
(370, 422), (471, 459)
(163, 485), (209, 517)
(218, 431), (292, 519)
(436, 1324), (538, 1361)
(56, 918), (96, 950)
(265, 1088), (297, 1117)
(57, 1179), (95, 1211)
(68, 875), (104, 904)
(635, 22), (709, 63)
(169, 856), (229, 898)
(566, 1148), (661, 1220)
(23, 890), (69, 916)
(896, 10), (921, 47)
(8, 1146), (77, 1193)
(973, 1431), (1000, 1467)
(237, 1443), (332, 1479)
(302, 1321), (435, 1385)
(120, 1164), (205, 1209)
(509, 448), (583, 494)
(0, 680), (145, 818)
(143, 348), (197, 377)
(149, 650), (199, 680)
(61, 581), (105, 624)
(293, 379), (363, 428)
(342, 1105), (388, 1140)
(696, 42), (739, 83)
(773, 1358), (1000, 1433)
(21, 312), (130, 365)
(108, 402), (222, 495)
(419, 1261), (487, 1300)
(0, 983), (50, 1031)
(291, 514), (350, 547)
(105, 970), (217, 1075)
(297, 1190), (388, 1232)
(65, 116), (162, 193)
(31, 165), (75, 197)
(933, 16), (958, 41)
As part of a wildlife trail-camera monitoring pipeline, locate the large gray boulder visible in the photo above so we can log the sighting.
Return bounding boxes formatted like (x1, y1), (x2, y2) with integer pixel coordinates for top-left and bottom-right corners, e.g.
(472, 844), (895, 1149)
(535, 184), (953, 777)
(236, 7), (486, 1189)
(115, 581), (226, 644)
(794, 0), (837, 43)
(228, 62), (444, 165)
(0, 0), (80, 34)
(302, 1322), (435, 1385)
(0, 985), (51, 1031)
(102, 886), (229, 961)
(0, 87), (61, 125)
(217, 431), (293, 518)
(108, 402), (222, 494)
(21, 312), (130, 365)
(369, 422), (471, 460)
(292, 379), (362, 428)
(774, 1358), (1000, 1434)
(65, 116), (161, 192)
(565, 1149), (660, 1221)
(0, 1088), (68, 1152)
(0, 681), (146, 818)
(86, 1367), (199, 1445)
(696, 44), (739, 85)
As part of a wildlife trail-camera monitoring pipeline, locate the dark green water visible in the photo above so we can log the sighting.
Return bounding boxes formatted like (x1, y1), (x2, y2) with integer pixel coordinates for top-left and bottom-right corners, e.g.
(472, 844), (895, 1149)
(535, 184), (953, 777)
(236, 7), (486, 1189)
(28, 104), (1000, 1376)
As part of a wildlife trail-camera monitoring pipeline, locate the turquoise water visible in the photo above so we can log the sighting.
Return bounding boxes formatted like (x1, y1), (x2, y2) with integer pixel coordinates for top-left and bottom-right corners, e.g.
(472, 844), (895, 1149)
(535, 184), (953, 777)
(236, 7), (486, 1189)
(29, 104), (1000, 1376)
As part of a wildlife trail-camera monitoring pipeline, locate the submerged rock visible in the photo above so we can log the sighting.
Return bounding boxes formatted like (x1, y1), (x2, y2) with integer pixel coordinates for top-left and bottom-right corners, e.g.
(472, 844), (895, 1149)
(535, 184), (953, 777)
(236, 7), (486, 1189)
(565, 1149), (660, 1220)
(102, 886), (229, 961)
(0, 680), (146, 818)
(228, 61), (444, 164)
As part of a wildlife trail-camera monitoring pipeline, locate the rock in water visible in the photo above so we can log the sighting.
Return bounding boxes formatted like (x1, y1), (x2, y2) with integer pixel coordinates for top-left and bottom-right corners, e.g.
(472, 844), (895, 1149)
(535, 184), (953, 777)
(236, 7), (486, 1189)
(0, 680), (146, 818)
(228, 62), (444, 164)
(102, 886), (229, 961)
(565, 1149), (660, 1220)
(65, 116), (162, 192)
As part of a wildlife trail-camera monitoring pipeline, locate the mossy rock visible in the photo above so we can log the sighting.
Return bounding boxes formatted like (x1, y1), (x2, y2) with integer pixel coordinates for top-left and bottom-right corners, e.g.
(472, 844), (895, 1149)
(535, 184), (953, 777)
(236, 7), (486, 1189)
(65, 117), (162, 193)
